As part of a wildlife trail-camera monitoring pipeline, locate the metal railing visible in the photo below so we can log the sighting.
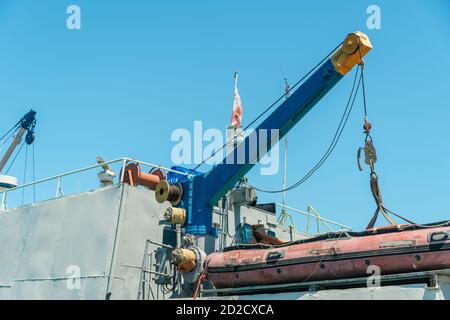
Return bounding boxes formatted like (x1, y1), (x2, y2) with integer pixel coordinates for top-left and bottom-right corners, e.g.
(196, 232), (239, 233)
(0, 157), (192, 211)
(276, 203), (352, 235)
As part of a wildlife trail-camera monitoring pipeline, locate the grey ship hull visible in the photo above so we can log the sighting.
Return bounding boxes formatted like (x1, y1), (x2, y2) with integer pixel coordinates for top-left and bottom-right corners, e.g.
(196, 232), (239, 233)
(0, 184), (304, 299)
(1, 182), (448, 300)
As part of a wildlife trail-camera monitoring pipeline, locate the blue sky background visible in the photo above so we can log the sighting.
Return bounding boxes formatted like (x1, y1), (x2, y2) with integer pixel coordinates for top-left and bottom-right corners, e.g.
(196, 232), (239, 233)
(0, 0), (449, 231)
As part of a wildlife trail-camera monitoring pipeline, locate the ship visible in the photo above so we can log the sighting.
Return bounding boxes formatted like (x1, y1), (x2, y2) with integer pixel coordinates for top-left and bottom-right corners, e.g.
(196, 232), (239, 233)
(0, 31), (449, 300)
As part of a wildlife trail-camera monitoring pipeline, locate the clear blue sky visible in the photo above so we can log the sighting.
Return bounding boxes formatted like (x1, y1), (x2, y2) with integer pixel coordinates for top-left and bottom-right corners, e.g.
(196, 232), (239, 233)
(0, 0), (449, 231)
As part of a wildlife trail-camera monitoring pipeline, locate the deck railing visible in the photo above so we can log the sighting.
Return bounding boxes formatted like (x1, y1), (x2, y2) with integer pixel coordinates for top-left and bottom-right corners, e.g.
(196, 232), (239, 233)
(0, 157), (351, 236)
(0, 157), (192, 211)
(276, 203), (352, 235)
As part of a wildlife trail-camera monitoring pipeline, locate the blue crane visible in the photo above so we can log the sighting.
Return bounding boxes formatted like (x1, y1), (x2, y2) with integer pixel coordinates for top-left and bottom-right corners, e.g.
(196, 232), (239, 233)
(156, 31), (372, 236)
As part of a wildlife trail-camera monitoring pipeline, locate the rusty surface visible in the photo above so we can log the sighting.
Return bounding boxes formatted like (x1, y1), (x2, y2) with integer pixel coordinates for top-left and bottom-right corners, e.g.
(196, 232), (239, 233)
(251, 224), (285, 245)
(121, 162), (161, 190)
(172, 248), (197, 273)
(164, 207), (186, 225)
(205, 225), (450, 288)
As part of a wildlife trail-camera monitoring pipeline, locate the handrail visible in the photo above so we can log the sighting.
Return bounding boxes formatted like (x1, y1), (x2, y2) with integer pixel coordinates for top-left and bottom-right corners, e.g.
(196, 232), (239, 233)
(2, 157), (192, 194)
(276, 203), (352, 232)
(0, 157), (193, 210)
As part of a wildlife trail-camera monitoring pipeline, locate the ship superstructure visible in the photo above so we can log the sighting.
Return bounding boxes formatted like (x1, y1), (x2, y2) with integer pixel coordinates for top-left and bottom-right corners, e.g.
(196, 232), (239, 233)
(1, 31), (449, 300)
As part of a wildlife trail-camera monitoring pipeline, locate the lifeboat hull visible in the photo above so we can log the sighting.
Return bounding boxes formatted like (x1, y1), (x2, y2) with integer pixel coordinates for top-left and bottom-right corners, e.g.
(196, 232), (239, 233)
(205, 224), (450, 289)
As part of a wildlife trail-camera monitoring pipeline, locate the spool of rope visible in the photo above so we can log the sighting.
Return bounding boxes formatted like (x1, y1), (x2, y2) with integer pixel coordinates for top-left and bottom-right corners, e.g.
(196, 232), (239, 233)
(171, 248), (197, 273)
(155, 180), (183, 206)
(164, 207), (186, 225)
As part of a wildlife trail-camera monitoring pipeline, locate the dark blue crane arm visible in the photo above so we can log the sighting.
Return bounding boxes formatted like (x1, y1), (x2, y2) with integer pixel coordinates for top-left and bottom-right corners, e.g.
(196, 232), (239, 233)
(157, 32), (372, 236)
(202, 59), (341, 207)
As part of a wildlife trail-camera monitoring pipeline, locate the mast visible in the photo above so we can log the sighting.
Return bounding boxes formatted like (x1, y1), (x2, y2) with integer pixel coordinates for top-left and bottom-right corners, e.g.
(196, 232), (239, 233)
(227, 72), (241, 154)
(280, 77), (290, 225)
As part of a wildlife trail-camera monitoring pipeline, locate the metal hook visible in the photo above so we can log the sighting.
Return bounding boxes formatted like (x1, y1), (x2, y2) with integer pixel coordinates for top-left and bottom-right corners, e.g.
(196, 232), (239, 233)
(357, 147), (364, 171)
(357, 139), (377, 172)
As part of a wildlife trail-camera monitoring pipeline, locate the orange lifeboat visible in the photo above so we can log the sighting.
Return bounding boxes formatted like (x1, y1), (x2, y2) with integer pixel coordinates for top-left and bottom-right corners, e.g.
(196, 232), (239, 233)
(205, 222), (450, 289)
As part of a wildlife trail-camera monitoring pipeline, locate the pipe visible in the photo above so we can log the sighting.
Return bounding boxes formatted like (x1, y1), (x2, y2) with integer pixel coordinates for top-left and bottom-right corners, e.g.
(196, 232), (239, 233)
(121, 162), (163, 190)
(175, 224), (182, 248)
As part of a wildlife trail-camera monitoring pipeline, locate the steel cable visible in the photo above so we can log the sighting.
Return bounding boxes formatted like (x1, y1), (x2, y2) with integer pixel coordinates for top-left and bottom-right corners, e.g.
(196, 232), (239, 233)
(250, 64), (362, 193)
(0, 120), (20, 143)
(4, 140), (25, 175)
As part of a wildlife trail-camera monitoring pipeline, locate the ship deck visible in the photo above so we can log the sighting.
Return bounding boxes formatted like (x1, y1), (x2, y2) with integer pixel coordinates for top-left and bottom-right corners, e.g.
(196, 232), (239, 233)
(199, 268), (450, 300)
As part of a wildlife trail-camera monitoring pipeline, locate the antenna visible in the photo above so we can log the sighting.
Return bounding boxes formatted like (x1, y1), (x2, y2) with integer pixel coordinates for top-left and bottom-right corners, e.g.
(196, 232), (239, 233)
(279, 67), (292, 226)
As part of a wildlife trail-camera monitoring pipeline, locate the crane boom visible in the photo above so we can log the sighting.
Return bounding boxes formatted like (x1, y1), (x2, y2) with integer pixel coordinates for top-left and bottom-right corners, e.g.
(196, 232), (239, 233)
(0, 110), (36, 174)
(157, 32), (372, 236)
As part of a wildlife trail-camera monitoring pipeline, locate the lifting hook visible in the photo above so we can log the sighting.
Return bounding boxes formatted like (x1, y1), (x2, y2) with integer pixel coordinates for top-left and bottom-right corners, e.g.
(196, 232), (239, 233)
(357, 119), (377, 172)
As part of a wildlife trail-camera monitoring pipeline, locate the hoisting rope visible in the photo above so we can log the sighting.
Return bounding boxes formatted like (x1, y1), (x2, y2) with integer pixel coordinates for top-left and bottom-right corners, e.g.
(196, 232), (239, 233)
(21, 144), (28, 205)
(193, 268), (207, 300)
(357, 60), (418, 229)
(0, 123), (20, 155)
(249, 64), (362, 193)
(4, 140), (26, 175)
(0, 120), (20, 143)
(32, 142), (36, 203)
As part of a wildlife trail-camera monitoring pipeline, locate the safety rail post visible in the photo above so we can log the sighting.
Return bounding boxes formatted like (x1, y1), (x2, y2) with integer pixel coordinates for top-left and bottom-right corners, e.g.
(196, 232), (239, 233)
(1, 191), (6, 211)
(0, 157), (194, 212)
(120, 158), (127, 184)
(306, 214), (310, 235)
(309, 205), (333, 233)
(276, 203), (352, 233)
(55, 176), (62, 198)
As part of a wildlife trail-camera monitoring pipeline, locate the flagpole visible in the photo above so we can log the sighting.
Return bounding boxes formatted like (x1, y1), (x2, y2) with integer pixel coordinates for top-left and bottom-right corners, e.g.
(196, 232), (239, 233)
(227, 72), (239, 155)
(281, 77), (290, 225)
(232, 72), (239, 150)
(282, 77), (290, 206)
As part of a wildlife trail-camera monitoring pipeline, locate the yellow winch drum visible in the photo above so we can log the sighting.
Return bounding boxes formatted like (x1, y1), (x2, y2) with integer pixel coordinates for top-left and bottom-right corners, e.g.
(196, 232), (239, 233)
(171, 248), (197, 273)
(164, 207), (186, 225)
(331, 31), (372, 75)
